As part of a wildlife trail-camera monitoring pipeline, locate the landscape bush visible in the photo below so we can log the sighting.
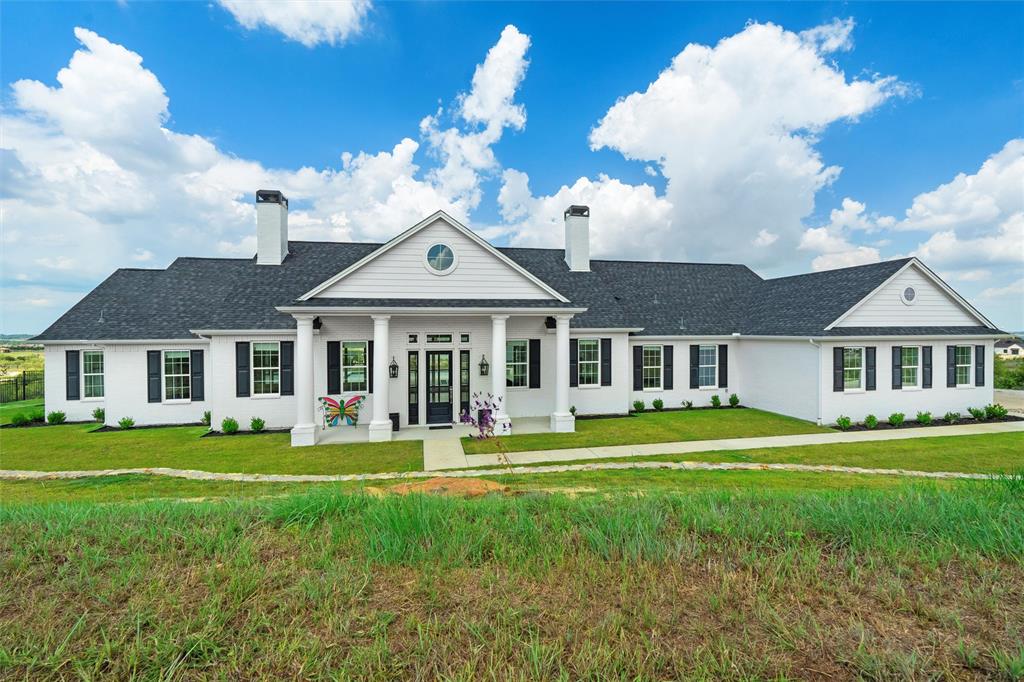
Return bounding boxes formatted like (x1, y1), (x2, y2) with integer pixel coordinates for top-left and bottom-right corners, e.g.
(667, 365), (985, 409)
(888, 412), (905, 427)
(835, 415), (852, 431)
(652, 398), (664, 411)
(118, 416), (135, 430)
(92, 407), (105, 423)
(710, 394), (721, 408)
(46, 411), (66, 425)
(944, 411), (960, 424)
(968, 407), (987, 421)
(632, 400), (645, 412)
(916, 411), (932, 425)
(250, 417), (266, 433)
(681, 400), (693, 410)
(10, 413), (30, 427)
(201, 410), (212, 426)
(569, 405), (576, 416)
(728, 393), (740, 407)
(985, 403), (1008, 419)
(863, 414), (878, 429)
(222, 417), (240, 434)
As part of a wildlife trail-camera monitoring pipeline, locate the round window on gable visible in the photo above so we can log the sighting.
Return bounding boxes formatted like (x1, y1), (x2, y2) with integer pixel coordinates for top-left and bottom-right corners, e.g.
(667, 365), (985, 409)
(900, 286), (917, 305)
(424, 243), (456, 275)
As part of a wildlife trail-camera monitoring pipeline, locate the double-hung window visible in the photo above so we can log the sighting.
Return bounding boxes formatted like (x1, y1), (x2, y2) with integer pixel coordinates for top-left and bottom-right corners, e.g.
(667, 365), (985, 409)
(901, 346), (920, 389)
(506, 340), (528, 388)
(252, 342), (280, 396)
(642, 345), (662, 390)
(342, 342), (368, 392)
(578, 339), (599, 386)
(955, 345), (972, 386)
(82, 350), (104, 399)
(698, 345), (717, 388)
(843, 347), (864, 390)
(164, 350), (191, 401)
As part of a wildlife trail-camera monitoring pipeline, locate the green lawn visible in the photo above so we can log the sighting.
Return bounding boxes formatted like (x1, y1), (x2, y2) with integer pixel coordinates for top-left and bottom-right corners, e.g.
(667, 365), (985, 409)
(0, 398), (43, 425)
(463, 408), (831, 454)
(0, 423), (422, 475)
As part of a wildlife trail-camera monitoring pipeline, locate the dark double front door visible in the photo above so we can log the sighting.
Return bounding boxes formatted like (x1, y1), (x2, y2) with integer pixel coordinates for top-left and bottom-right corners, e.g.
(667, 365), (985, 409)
(425, 351), (453, 424)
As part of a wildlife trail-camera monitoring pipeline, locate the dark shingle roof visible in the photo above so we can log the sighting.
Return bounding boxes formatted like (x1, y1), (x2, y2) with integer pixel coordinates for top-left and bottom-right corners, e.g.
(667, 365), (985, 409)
(33, 242), (1000, 341)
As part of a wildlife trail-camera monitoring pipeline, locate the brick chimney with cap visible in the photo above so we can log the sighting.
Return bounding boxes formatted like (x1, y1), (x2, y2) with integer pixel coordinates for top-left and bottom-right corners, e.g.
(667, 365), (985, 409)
(564, 205), (590, 272)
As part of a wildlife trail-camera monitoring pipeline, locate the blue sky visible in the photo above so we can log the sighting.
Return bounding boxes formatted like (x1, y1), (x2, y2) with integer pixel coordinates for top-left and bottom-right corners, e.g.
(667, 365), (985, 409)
(2, 1), (1022, 334)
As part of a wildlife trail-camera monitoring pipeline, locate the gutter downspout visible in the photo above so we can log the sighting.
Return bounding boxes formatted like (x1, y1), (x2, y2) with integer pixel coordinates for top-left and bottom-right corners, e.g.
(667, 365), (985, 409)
(809, 338), (823, 425)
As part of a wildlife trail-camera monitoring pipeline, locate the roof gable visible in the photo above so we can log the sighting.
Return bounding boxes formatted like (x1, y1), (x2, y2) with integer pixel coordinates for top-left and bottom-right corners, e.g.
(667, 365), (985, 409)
(301, 211), (567, 302)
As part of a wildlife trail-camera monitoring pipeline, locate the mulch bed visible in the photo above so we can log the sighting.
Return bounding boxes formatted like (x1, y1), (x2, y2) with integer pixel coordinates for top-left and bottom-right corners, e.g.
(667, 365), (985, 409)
(840, 414), (1022, 432)
(201, 428), (290, 438)
(92, 422), (204, 433)
(2, 419), (90, 429)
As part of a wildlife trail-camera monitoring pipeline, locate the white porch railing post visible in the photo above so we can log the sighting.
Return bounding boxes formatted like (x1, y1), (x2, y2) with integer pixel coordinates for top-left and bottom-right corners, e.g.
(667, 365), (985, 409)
(368, 315), (392, 442)
(490, 315), (511, 435)
(290, 314), (317, 446)
(550, 314), (575, 432)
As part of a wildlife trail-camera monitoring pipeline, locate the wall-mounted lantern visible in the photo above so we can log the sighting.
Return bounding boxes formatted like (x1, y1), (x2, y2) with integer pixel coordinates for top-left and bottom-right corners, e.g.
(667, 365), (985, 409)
(479, 354), (489, 377)
(389, 357), (399, 379)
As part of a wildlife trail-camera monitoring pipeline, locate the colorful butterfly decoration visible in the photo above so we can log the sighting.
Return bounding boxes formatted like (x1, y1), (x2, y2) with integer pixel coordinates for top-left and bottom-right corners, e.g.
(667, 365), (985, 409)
(319, 395), (364, 428)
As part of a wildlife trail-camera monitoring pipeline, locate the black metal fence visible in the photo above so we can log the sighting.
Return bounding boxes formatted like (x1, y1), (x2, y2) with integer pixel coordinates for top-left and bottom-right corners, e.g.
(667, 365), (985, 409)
(0, 371), (44, 404)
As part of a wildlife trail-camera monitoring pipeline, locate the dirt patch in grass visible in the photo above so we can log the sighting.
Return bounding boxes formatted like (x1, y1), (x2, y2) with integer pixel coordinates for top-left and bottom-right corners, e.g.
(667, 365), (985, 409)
(387, 476), (510, 497)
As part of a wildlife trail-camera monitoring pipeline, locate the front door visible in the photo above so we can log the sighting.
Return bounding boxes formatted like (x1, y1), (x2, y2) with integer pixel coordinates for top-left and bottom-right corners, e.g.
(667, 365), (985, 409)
(426, 351), (453, 424)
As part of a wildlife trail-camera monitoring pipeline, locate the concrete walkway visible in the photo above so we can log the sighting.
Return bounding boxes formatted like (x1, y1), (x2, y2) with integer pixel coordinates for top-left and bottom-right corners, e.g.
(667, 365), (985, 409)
(424, 420), (1024, 471)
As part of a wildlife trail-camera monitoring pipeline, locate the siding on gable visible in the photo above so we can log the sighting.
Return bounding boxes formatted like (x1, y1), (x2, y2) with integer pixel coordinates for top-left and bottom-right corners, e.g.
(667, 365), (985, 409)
(316, 219), (555, 300)
(839, 266), (980, 327)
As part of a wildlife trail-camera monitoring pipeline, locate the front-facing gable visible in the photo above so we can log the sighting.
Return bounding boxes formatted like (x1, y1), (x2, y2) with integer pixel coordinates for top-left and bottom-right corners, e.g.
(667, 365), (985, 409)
(827, 259), (995, 330)
(301, 212), (567, 302)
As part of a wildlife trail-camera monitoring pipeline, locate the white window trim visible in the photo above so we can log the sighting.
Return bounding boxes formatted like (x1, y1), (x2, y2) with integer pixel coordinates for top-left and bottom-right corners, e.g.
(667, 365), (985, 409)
(459, 332), (471, 345)
(423, 243), (458, 276)
(843, 346), (865, 393)
(698, 344), (718, 390)
(342, 340), (369, 393)
(81, 349), (105, 401)
(250, 341), (281, 399)
(507, 339), (529, 389)
(425, 332), (455, 345)
(642, 344), (663, 392)
(162, 349), (191, 404)
(577, 338), (600, 388)
(955, 345), (973, 388)
(900, 345), (921, 391)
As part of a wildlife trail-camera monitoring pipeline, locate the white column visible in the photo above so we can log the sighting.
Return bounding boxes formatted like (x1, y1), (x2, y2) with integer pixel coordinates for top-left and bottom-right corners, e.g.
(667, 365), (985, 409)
(490, 315), (511, 435)
(368, 314), (392, 441)
(290, 315), (317, 446)
(550, 314), (576, 432)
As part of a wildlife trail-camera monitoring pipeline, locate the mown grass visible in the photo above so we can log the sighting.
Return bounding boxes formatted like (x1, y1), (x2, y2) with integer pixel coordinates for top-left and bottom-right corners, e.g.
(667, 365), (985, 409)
(0, 423), (422, 474)
(2, 480), (1022, 679)
(463, 408), (831, 454)
(0, 398), (43, 425)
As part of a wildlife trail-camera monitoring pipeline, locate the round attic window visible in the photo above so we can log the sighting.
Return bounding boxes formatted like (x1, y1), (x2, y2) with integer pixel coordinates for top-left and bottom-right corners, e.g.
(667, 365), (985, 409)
(424, 243), (456, 275)
(900, 286), (917, 305)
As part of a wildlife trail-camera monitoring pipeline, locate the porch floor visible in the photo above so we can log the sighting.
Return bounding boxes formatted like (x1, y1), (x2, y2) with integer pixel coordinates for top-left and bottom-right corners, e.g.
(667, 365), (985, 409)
(316, 416), (552, 445)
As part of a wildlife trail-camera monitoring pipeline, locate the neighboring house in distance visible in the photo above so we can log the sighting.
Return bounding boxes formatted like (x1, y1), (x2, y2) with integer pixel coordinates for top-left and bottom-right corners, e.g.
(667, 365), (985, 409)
(995, 339), (1024, 358)
(35, 191), (1008, 445)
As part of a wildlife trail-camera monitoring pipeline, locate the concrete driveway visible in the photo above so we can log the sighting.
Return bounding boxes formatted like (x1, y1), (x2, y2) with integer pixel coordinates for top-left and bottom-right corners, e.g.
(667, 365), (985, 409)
(996, 389), (1024, 415)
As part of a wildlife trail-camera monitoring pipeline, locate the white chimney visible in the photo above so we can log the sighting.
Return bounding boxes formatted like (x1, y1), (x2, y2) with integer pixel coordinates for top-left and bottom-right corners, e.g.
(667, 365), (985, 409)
(256, 189), (289, 265)
(564, 205), (590, 272)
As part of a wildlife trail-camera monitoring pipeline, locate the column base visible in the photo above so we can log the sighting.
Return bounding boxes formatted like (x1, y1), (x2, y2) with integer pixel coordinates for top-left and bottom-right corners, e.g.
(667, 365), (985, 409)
(368, 420), (393, 442)
(290, 423), (317, 447)
(550, 412), (576, 433)
(492, 413), (512, 436)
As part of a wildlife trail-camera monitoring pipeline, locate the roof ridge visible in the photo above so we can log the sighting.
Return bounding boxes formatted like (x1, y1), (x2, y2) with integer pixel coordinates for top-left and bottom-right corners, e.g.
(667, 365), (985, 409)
(765, 257), (913, 283)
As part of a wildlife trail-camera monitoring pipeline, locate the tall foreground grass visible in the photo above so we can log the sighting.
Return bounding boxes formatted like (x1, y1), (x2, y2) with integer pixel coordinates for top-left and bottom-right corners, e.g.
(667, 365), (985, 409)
(2, 479), (1022, 679)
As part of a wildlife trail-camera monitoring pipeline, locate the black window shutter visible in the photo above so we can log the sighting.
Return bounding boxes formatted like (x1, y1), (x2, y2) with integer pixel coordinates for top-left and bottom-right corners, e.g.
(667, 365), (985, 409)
(922, 346), (932, 389)
(280, 341), (294, 396)
(147, 350), (162, 403)
(832, 347), (844, 392)
(717, 344), (728, 388)
(327, 341), (341, 394)
(689, 344), (700, 389)
(975, 344), (985, 386)
(367, 340), (374, 393)
(633, 346), (643, 390)
(600, 338), (612, 386)
(528, 338), (541, 389)
(65, 350), (80, 401)
(235, 342), (250, 397)
(866, 347), (876, 391)
(190, 350), (204, 401)
(569, 339), (579, 387)
(891, 346), (902, 390)
(663, 345), (674, 390)
(946, 346), (956, 387)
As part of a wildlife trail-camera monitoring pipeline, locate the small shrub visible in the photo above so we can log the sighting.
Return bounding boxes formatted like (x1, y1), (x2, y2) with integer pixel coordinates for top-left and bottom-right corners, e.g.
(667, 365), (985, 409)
(569, 405), (576, 416)
(888, 412), (905, 427)
(985, 403), (1008, 419)
(92, 407), (105, 423)
(728, 393), (740, 407)
(222, 417), (239, 434)
(916, 411), (932, 425)
(681, 400), (693, 410)
(201, 410), (212, 426)
(27, 409), (44, 423)
(118, 416), (135, 429)
(863, 414), (878, 429)
(652, 398), (664, 411)
(710, 394), (722, 408)
(46, 411), (66, 425)
(632, 400), (645, 412)
(943, 411), (960, 424)
(968, 406), (986, 421)
(10, 413), (29, 427)
(835, 415), (852, 431)
(250, 417), (266, 433)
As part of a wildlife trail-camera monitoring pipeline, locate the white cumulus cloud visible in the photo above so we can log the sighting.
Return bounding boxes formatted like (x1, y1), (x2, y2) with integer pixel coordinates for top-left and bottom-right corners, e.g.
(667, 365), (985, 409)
(218, 0), (372, 47)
